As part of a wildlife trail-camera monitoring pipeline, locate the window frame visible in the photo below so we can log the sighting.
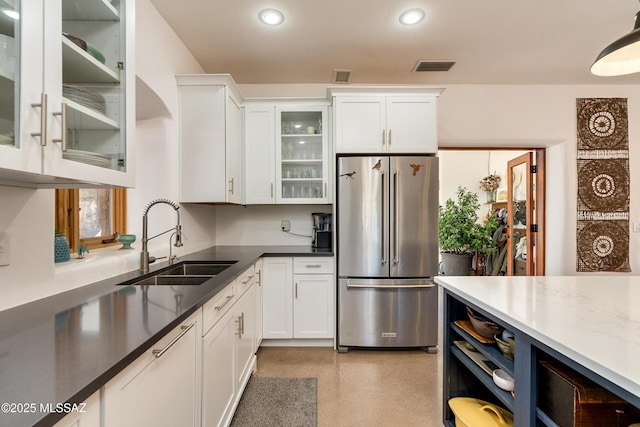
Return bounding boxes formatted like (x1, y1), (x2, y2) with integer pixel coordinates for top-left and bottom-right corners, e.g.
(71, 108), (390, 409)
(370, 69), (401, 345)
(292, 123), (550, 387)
(55, 188), (127, 252)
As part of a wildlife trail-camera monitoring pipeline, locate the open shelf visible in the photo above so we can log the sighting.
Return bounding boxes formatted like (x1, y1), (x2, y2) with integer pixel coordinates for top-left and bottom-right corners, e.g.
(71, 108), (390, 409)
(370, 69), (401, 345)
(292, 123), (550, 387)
(536, 408), (560, 427)
(450, 322), (514, 376)
(451, 346), (515, 411)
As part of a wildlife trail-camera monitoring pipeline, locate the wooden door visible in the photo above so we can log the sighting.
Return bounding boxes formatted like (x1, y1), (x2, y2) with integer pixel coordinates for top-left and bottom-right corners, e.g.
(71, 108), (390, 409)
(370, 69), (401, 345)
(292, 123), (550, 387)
(507, 153), (535, 275)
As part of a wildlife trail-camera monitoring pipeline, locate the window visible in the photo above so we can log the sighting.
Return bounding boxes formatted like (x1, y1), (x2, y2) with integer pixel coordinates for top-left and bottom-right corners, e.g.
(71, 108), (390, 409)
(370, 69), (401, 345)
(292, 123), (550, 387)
(55, 188), (127, 252)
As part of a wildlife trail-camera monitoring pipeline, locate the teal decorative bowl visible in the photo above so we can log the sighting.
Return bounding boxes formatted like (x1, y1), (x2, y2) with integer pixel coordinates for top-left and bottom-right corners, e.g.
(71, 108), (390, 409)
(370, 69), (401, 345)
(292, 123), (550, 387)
(118, 234), (136, 249)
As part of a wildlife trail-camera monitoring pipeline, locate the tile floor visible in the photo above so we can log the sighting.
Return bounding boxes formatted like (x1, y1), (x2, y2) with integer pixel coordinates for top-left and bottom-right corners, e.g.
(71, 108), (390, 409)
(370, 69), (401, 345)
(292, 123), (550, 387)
(253, 347), (444, 427)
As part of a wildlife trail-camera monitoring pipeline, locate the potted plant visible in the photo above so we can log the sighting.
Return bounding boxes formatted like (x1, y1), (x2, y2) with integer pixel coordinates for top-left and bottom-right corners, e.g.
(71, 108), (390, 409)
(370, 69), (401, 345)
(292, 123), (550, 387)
(439, 186), (499, 275)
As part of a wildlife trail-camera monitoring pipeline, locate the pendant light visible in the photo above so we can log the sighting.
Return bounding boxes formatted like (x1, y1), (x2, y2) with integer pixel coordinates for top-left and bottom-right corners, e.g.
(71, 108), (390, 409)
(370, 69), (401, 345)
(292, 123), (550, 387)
(591, 5), (640, 76)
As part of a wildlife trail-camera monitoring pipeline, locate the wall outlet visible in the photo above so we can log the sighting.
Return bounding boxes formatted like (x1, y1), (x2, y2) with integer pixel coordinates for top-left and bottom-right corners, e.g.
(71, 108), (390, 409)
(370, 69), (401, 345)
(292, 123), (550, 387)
(633, 222), (640, 233)
(0, 232), (9, 267)
(281, 220), (291, 232)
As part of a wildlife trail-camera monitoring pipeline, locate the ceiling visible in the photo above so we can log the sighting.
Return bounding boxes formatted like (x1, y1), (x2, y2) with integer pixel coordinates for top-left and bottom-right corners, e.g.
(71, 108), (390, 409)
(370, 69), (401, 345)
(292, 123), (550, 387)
(149, 0), (640, 85)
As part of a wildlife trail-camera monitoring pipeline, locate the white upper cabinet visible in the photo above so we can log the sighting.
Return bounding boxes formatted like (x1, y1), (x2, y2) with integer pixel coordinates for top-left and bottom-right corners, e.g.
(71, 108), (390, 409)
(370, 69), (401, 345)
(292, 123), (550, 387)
(334, 96), (385, 153)
(243, 101), (330, 205)
(330, 87), (444, 154)
(244, 104), (276, 204)
(0, 0), (135, 188)
(177, 74), (244, 204)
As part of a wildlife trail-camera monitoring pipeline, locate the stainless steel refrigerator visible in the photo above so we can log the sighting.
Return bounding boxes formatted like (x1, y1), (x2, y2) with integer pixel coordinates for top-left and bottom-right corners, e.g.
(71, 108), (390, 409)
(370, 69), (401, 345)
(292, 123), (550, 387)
(337, 155), (439, 352)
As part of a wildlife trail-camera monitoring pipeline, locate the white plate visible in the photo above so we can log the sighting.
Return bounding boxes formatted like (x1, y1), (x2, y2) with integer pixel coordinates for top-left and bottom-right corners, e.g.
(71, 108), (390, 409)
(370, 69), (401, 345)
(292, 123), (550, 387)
(63, 149), (111, 168)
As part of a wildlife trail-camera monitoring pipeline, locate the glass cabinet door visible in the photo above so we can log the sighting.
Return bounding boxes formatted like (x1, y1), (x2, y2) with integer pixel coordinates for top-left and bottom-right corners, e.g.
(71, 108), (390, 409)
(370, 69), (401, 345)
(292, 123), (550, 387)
(57, 0), (126, 172)
(277, 107), (328, 203)
(0, 0), (18, 149)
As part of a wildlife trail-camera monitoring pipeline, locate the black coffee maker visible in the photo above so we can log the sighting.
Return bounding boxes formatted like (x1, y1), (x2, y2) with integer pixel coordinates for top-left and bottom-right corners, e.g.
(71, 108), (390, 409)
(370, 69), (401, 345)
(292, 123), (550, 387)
(312, 213), (332, 248)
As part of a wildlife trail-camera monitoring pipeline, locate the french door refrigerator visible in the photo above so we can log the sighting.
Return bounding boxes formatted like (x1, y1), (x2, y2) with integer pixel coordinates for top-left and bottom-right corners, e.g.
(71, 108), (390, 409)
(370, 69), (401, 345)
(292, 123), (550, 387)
(337, 155), (439, 352)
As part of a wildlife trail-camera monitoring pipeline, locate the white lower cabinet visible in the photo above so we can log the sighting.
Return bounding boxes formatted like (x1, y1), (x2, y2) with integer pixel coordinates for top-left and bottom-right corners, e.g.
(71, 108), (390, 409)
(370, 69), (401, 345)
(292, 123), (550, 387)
(262, 257), (334, 341)
(234, 285), (255, 391)
(262, 257), (293, 338)
(202, 300), (236, 427)
(293, 274), (334, 338)
(103, 310), (201, 427)
(254, 258), (263, 349)
(53, 390), (100, 427)
(202, 270), (257, 427)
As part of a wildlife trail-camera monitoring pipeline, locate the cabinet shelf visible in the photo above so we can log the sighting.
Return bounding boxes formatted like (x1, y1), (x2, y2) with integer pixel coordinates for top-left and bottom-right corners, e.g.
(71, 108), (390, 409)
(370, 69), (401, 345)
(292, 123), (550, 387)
(63, 38), (120, 84)
(62, 0), (119, 21)
(65, 98), (119, 130)
(281, 134), (322, 138)
(535, 408), (560, 426)
(281, 159), (322, 164)
(450, 322), (514, 376)
(282, 178), (322, 182)
(451, 346), (515, 412)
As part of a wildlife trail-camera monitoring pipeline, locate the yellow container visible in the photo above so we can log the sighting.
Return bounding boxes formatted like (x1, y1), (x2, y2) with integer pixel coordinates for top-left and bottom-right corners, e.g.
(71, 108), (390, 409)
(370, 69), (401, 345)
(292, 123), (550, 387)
(448, 397), (514, 427)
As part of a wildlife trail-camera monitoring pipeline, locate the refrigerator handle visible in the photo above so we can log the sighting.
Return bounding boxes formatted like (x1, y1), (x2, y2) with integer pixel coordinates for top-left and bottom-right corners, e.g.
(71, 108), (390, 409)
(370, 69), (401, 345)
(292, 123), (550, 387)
(393, 171), (399, 264)
(381, 172), (387, 264)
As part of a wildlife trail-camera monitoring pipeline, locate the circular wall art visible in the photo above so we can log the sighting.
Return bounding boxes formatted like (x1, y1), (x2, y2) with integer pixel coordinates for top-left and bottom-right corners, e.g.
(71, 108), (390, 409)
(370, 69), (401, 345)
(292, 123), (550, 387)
(577, 159), (629, 212)
(577, 99), (628, 150)
(577, 221), (629, 271)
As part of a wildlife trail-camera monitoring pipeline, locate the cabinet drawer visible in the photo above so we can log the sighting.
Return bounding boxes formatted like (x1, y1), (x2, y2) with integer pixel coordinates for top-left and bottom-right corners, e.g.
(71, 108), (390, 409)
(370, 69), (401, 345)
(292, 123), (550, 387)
(203, 280), (237, 335)
(237, 265), (256, 296)
(293, 257), (334, 274)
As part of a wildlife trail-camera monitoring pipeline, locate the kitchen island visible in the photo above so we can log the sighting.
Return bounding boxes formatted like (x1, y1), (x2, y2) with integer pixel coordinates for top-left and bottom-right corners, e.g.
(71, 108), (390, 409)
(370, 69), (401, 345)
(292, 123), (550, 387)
(436, 275), (640, 426)
(0, 246), (332, 427)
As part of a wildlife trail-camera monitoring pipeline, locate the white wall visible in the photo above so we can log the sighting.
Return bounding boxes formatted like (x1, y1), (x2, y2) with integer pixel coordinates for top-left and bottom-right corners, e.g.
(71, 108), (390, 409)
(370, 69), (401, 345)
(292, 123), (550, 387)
(0, 0), (211, 311)
(214, 205), (332, 246)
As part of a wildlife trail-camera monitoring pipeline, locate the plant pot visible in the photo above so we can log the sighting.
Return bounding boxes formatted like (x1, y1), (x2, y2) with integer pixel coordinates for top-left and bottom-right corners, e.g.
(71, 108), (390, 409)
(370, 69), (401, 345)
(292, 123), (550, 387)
(440, 252), (473, 276)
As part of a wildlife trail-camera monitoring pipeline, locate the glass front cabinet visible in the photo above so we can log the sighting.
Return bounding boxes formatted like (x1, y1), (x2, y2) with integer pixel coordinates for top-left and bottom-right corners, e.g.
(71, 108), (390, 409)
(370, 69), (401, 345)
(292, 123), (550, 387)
(275, 106), (329, 204)
(0, 0), (134, 187)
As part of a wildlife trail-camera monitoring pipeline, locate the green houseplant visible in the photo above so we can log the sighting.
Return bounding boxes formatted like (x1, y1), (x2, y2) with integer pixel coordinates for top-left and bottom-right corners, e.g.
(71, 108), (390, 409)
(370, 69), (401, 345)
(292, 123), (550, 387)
(439, 186), (499, 275)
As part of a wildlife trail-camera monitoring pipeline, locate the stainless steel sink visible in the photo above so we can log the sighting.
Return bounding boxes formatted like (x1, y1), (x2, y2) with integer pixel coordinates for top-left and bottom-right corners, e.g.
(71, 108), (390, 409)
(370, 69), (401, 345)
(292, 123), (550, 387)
(158, 262), (236, 276)
(131, 275), (214, 286)
(121, 262), (236, 286)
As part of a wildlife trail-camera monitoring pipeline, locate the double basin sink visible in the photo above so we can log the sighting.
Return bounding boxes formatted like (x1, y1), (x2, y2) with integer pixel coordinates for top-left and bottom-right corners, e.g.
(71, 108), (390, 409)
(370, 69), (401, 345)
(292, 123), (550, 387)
(121, 262), (237, 286)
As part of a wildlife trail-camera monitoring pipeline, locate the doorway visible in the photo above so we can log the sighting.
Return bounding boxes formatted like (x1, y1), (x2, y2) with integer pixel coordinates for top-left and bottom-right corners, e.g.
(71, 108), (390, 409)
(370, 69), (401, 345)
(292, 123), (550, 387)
(439, 148), (546, 276)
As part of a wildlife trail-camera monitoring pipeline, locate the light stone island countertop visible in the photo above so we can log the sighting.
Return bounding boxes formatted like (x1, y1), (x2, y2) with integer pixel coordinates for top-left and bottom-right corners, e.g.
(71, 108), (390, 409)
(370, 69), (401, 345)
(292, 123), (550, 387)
(435, 275), (640, 400)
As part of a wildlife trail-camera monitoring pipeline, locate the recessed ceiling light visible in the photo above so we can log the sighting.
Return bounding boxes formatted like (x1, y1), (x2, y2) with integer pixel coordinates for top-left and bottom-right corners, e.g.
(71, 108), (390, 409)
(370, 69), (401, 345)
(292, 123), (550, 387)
(399, 8), (425, 25)
(259, 9), (284, 26)
(2, 9), (19, 20)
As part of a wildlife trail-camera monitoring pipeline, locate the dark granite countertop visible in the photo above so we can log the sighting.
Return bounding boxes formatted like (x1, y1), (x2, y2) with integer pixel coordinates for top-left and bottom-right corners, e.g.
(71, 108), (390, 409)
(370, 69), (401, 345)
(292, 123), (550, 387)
(0, 246), (332, 427)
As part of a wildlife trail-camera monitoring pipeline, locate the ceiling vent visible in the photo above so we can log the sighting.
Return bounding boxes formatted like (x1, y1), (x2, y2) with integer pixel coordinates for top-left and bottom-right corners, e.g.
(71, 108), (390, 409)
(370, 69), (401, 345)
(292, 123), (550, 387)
(414, 60), (455, 72)
(333, 69), (353, 84)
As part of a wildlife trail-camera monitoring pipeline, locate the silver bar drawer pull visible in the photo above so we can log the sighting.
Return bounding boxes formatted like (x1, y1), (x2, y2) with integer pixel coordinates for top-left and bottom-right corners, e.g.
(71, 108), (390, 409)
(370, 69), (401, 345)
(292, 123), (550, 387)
(241, 275), (254, 285)
(305, 264), (322, 268)
(214, 295), (234, 311)
(152, 323), (195, 358)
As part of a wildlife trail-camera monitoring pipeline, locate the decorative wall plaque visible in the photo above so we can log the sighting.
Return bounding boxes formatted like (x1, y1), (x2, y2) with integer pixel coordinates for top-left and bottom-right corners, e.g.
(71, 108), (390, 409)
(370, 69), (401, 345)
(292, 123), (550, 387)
(576, 98), (630, 272)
